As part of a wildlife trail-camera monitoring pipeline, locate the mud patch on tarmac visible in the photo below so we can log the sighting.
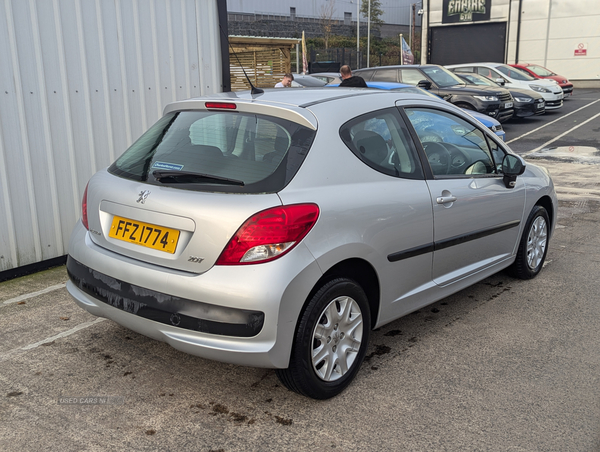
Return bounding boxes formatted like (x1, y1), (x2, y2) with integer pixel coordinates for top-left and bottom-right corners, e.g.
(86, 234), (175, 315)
(365, 344), (391, 361)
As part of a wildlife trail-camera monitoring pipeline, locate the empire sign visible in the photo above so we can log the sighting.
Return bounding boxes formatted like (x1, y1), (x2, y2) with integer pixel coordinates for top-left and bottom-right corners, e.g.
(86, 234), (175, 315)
(442, 0), (492, 23)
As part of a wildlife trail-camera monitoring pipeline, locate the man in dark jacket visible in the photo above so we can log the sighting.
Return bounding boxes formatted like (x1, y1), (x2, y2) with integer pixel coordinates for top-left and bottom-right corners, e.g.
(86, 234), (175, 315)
(339, 65), (368, 87)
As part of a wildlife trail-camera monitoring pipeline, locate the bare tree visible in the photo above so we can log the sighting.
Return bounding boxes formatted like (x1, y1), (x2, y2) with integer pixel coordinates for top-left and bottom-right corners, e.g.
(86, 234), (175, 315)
(319, 0), (336, 49)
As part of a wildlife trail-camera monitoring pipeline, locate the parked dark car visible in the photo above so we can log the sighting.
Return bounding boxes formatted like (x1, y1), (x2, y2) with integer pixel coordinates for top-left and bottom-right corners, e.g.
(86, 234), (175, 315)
(455, 72), (546, 118)
(354, 64), (515, 123)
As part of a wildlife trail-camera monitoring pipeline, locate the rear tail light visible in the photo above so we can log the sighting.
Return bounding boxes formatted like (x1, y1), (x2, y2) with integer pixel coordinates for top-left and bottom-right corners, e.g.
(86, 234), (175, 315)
(216, 204), (320, 265)
(81, 183), (89, 230)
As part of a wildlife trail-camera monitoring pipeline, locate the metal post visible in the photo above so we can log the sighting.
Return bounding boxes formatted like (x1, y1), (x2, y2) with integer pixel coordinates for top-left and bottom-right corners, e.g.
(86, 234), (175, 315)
(296, 43), (299, 74)
(409, 5), (413, 48)
(367, 0), (371, 68)
(516, 0), (523, 63)
(357, 0), (360, 68)
(411, 3), (416, 52)
(400, 34), (403, 65)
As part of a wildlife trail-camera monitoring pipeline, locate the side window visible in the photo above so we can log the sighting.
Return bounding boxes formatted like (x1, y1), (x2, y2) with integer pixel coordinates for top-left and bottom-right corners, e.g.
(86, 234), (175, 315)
(404, 108), (497, 177)
(372, 69), (398, 82)
(476, 67), (495, 79)
(453, 66), (474, 73)
(340, 108), (423, 180)
(357, 70), (374, 81)
(400, 69), (426, 85)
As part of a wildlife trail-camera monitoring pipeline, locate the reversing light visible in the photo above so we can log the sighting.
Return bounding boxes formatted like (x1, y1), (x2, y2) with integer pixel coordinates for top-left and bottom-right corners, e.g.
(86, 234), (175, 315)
(81, 182), (89, 230)
(205, 102), (237, 110)
(216, 204), (320, 265)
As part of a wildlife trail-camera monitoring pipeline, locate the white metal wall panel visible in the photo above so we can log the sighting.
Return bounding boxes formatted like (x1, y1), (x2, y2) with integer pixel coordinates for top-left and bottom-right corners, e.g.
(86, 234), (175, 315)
(0, 0), (222, 272)
(506, 0), (600, 80)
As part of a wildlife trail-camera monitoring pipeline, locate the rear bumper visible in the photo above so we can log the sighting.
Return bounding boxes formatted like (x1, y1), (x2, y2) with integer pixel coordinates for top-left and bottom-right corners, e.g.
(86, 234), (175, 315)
(67, 257), (265, 338)
(66, 222), (322, 368)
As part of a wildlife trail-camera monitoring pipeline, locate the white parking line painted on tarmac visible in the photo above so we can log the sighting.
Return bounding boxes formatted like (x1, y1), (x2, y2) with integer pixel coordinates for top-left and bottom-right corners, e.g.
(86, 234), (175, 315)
(506, 99), (600, 145)
(2, 283), (66, 306)
(525, 112), (600, 155)
(21, 318), (106, 350)
(0, 318), (106, 363)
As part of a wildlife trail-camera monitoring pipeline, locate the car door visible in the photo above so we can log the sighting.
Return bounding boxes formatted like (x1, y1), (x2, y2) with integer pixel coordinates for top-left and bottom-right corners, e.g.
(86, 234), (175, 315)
(370, 68), (399, 82)
(399, 68), (429, 86)
(401, 106), (526, 286)
(476, 66), (512, 88)
(338, 107), (434, 323)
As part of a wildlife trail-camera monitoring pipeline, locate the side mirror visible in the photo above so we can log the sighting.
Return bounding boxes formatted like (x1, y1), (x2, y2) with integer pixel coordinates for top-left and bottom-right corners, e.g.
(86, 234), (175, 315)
(417, 79), (432, 90)
(495, 77), (506, 86)
(501, 154), (526, 189)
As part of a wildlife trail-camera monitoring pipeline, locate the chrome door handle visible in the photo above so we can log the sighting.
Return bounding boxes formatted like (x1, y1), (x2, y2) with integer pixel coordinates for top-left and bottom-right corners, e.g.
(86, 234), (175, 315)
(436, 195), (457, 204)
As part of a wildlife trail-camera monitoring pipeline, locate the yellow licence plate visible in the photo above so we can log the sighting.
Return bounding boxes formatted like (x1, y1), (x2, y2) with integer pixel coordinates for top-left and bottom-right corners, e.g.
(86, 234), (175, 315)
(109, 216), (180, 254)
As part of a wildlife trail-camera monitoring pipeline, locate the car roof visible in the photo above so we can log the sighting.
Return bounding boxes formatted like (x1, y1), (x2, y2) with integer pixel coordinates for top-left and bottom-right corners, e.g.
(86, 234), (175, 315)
(365, 81), (412, 89)
(163, 88), (396, 127)
(447, 62), (504, 68)
(163, 87), (457, 130)
(355, 64), (442, 71)
(308, 72), (340, 77)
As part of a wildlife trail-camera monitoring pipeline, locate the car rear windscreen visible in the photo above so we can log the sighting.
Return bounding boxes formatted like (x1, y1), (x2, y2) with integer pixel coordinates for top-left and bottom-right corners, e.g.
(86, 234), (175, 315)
(108, 111), (316, 193)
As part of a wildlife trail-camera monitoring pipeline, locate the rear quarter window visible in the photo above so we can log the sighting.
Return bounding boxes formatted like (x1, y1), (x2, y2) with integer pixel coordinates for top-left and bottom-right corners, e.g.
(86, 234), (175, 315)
(340, 108), (424, 180)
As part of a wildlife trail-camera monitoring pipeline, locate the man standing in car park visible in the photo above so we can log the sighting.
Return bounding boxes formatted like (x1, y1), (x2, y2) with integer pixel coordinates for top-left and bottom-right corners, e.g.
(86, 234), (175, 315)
(275, 73), (294, 88)
(339, 65), (368, 87)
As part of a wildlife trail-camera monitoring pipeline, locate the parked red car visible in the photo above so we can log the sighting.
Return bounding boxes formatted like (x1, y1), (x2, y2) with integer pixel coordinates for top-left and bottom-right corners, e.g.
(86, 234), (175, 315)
(510, 63), (573, 96)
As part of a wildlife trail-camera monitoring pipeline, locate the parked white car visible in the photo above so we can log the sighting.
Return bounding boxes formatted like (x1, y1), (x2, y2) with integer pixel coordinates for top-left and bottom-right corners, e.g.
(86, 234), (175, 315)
(446, 63), (564, 110)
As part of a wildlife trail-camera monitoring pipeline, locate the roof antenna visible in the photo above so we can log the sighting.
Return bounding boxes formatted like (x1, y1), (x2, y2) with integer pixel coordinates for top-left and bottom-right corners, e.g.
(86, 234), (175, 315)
(219, 25), (264, 96)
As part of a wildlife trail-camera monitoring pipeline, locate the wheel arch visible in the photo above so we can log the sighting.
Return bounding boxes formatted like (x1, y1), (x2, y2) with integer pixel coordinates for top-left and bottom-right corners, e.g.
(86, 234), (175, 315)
(453, 100), (477, 111)
(535, 195), (555, 236)
(306, 258), (380, 330)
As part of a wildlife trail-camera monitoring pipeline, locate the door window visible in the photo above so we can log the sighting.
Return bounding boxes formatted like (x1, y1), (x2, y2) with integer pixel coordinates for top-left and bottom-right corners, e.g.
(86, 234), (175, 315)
(476, 67), (501, 80)
(404, 108), (497, 177)
(371, 69), (398, 82)
(399, 69), (427, 85)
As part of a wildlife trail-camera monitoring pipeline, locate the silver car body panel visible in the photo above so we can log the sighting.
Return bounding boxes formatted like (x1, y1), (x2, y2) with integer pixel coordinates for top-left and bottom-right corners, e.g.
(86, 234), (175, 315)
(86, 170), (284, 274)
(67, 88), (557, 369)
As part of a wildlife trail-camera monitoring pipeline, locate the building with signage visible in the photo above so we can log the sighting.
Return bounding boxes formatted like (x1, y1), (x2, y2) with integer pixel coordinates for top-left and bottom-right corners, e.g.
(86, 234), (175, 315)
(420, 0), (599, 82)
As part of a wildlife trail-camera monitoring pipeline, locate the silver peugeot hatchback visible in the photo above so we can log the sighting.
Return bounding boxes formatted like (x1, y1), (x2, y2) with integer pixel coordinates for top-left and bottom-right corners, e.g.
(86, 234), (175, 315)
(67, 88), (557, 399)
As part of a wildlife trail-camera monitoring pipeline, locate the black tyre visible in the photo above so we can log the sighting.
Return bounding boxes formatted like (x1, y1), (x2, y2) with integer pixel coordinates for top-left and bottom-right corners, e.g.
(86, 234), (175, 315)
(276, 278), (371, 400)
(510, 205), (549, 279)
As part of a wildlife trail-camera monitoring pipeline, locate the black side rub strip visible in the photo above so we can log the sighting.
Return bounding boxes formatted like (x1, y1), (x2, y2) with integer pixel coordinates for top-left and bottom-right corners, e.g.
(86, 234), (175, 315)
(388, 220), (520, 262)
(388, 243), (435, 263)
(67, 257), (264, 337)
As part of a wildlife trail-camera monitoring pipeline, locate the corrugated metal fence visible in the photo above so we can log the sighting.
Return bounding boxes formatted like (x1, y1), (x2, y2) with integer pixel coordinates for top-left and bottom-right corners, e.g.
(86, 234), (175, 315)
(0, 0), (223, 273)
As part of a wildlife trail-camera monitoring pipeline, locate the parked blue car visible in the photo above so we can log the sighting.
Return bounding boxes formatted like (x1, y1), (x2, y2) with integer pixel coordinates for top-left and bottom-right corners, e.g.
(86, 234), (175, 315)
(327, 81), (506, 141)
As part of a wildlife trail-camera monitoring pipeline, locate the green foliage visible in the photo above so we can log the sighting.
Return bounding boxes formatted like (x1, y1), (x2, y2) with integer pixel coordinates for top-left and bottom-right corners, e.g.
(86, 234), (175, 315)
(360, 0), (384, 28)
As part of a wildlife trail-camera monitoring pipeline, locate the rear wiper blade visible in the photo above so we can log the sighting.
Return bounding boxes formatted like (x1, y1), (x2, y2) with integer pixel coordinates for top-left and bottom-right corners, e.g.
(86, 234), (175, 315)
(152, 170), (245, 186)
